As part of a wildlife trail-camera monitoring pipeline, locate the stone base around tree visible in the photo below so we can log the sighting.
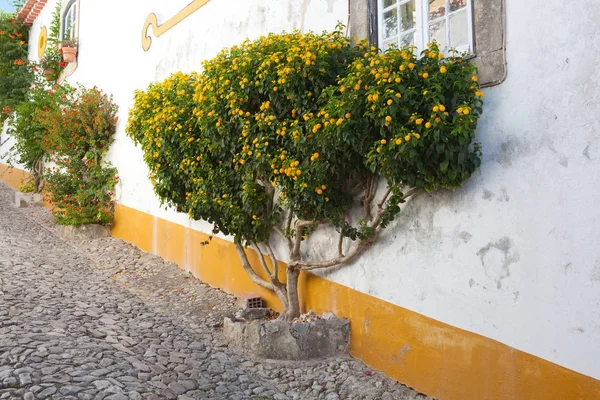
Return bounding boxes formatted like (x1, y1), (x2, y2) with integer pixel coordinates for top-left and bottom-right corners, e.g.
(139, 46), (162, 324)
(223, 314), (350, 360)
(57, 224), (111, 240)
(13, 192), (44, 208)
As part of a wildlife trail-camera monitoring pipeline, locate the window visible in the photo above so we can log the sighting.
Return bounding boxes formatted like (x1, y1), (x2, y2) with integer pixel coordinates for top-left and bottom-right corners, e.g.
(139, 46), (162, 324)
(60, 0), (77, 40)
(350, 0), (506, 87)
(378, 0), (473, 54)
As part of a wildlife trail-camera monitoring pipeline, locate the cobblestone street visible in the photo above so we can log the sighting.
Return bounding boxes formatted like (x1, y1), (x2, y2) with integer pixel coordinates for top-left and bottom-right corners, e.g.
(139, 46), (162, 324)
(0, 183), (428, 400)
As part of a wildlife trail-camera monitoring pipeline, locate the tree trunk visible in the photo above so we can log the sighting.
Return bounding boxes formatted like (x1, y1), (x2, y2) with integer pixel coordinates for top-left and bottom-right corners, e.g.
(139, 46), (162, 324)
(279, 266), (301, 321)
(33, 158), (44, 194)
(273, 283), (289, 312)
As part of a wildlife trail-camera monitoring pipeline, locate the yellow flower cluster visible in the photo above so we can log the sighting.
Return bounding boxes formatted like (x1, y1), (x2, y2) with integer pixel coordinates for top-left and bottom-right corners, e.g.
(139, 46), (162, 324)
(127, 72), (199, 180)
(127, 33), (483, 243)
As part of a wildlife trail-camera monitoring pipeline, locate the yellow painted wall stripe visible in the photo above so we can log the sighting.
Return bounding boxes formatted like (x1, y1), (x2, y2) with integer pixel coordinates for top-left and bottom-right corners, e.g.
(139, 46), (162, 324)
(2, 162), (599, 399)
(0, 163), (30, 191)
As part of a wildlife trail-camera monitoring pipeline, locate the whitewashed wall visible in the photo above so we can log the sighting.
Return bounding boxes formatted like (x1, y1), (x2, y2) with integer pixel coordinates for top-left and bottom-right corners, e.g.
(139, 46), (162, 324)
(0, 115), (24, 169)
(7, 0), (600, 381)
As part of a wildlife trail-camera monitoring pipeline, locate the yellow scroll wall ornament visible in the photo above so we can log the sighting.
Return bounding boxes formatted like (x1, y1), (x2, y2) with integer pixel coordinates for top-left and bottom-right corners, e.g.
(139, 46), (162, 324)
(142, 0), (212, 51)
(38, 26), (48, 58)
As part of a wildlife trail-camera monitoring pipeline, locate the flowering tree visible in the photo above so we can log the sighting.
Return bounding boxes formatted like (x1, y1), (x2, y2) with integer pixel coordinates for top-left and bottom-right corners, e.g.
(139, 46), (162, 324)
(127, 29), (483, 320)
(40, 86), (120, 225)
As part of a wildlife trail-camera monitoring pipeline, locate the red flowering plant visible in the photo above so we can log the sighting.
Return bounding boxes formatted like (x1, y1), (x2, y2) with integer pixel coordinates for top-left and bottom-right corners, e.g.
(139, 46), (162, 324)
(0, 12), (33, 122)
(38, 50), (66, 82)
(39, 86), (120, 226)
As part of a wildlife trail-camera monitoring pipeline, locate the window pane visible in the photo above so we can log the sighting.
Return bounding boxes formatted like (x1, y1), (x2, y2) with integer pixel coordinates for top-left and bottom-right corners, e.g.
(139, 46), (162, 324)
(429, 0), (446, 20)
(449, 9), (468, 48)
(450, 0), (467, 13)
(383, 8), (399, 39)
(399, 32), (414, 48)
(384, 0), (397, 8)
(383, 39), (398, 50)
(400, 0), (416, 31)
(429, 19), (447, 49)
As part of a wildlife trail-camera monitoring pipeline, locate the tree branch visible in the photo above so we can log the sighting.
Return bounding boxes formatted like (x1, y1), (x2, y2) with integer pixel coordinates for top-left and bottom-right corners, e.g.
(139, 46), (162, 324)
(291, 220), (321, 260)
(403, 187), (421, 199)
(234, 242), (275, 291)
(252, 243), (273, 280)
(295, 238), (371, 270)
(363, 176), (378, 221)
(265, 242), (279, 281)
(371, 187), (422, 231)
(295, 187), (423, 271)
(377, 187), (393, 210)
(285, 209), (293, 232)
(272, 226), (292, 251)
(259, 178), (275, 216)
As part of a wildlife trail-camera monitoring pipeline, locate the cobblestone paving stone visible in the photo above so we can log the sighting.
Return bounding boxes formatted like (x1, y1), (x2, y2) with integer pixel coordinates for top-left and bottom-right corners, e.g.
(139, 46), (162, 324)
(0, 182), (431, 400)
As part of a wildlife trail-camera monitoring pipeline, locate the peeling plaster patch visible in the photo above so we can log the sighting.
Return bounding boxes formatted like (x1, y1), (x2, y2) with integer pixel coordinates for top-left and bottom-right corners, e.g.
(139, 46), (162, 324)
(453, 229), (473, 247)
(399, 344), (412, 358)
(513, 291), (519, 302)
(459, 231), (473, 243)
(391, 344), (412, 366)
(492, 135), (531, 168)
(482, 188), (509, 202)
(299, 0), (311, 32)
(559, 155), (569, 168)
(469, 278), (475, 288)
(476, 237), (520, 289)
(255, 5), (267, 30)
(583, 142), (600, 160)
(563, 262), (573, 273)
(326, 0), (336, 13)
(583, 145), (591, 159)
(590, 260), (600, 282)
(573, 327), (585, 333)
(483, 189), (493, 200)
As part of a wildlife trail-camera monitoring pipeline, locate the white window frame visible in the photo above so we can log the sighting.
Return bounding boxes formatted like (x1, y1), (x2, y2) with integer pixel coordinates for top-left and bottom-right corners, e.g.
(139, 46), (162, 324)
(60, 0), (77, 41)
(377, 0), (473, 55)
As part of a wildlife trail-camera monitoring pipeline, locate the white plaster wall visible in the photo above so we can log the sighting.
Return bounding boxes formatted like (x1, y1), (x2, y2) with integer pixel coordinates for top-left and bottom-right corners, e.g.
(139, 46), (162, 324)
(321, 0), (600, 380)
(12, 0), (600, 381)
(0, 121), (23, 169)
